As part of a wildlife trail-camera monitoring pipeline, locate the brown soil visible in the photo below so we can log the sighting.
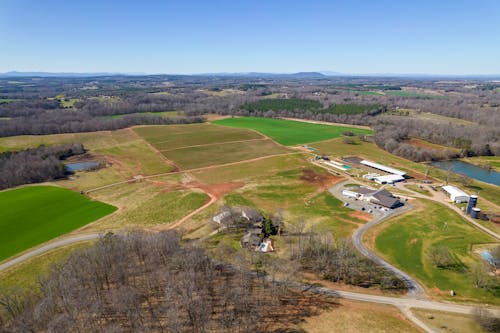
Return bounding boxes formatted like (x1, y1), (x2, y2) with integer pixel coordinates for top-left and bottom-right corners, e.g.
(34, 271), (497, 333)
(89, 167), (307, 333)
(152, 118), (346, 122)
(349, 211), (372, 222)
(186, 181), (245, 200)
(405, 138), (457, 152)
(300, 168), (343, 188)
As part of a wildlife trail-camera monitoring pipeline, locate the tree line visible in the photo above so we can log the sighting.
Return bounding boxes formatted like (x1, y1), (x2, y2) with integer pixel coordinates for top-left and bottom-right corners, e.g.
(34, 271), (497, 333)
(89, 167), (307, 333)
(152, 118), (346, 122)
(0, 111), (204, 137)
(0, 143), (85, 190)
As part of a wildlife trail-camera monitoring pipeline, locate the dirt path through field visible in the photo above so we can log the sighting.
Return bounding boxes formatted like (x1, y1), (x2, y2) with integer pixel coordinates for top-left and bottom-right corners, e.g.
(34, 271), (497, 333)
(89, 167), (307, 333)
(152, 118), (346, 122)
(158, 138), (268, 152)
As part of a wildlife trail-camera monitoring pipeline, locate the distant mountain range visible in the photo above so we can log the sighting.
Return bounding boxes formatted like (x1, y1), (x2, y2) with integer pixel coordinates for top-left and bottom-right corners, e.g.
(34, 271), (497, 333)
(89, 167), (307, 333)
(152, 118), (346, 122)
(1, 70), (499, 79)
(0, 71), (146, 78)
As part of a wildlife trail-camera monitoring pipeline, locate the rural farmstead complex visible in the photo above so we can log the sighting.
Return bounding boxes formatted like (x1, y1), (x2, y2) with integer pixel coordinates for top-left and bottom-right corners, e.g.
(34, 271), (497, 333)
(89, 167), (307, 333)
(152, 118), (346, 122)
(0, 1), (499, 332)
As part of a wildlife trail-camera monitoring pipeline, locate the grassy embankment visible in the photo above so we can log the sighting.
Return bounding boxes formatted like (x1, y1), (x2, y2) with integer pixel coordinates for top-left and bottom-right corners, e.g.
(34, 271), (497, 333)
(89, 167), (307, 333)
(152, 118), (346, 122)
(0, 186), (116, 262)
(368, 199), (498, 304)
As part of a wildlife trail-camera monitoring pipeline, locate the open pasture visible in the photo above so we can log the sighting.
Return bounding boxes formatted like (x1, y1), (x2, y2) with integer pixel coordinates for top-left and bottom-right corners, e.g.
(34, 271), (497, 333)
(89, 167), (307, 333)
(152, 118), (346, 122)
(134, 123), (261, 148)
(163, 139), (288, 169)
(212, 117), (372, 146)
(86, 177), (208, 231)
(135, 123), (290, 169)
(368, 199), (498, 304)
(0, 186), (116, 262)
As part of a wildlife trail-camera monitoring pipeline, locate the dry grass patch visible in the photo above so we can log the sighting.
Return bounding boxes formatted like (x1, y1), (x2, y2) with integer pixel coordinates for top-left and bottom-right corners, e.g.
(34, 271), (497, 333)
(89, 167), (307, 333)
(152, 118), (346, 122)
(298, 299), (421, 333)
(162, 139), (289, 169)
(412, 309), (486, 333)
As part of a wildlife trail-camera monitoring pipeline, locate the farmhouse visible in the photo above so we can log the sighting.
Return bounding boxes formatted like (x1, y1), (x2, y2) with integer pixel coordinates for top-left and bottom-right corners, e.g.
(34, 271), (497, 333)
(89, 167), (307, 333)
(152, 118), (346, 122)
(442, 185), (469, 203)
(360, 160), (406, 176)
(347, 187), (402, 209)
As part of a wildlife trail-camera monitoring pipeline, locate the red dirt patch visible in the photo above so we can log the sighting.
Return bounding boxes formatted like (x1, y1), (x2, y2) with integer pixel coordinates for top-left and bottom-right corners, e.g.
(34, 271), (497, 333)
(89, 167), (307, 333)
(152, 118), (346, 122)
(300, 168), (343, 188)
(349, 211), (372, 222)
(186, 181), (245, 200)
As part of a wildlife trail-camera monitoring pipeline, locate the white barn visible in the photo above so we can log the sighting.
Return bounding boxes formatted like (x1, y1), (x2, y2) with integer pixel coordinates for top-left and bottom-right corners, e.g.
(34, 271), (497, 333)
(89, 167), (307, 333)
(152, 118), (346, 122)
(442, 185), (469, 203)
(360, 160), (406, 176)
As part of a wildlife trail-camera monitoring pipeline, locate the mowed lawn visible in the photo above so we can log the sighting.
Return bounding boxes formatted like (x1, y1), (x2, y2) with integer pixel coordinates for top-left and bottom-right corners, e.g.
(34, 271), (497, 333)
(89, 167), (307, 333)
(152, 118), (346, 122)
(370, 199), (497, 304)
(134, 123), (290, 169)
(0, 186), (116, 262)
(212, 117), (372, 146)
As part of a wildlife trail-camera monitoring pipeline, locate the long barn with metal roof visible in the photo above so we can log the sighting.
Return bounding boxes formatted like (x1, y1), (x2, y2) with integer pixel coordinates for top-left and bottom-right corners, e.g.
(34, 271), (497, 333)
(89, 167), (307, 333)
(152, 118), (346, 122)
(360, 160), (406, 176)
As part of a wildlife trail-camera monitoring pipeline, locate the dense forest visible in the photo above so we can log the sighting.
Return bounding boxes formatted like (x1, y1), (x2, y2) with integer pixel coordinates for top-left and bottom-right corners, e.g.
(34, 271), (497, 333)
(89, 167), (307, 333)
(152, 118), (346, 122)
(0, 144), (85, 190)
(0, 231), (336, 333)
(0, 75), (498, 160)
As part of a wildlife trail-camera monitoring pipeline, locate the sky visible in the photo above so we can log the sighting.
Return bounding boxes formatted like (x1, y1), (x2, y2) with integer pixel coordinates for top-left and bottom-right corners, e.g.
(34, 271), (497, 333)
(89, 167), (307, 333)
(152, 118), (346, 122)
(1, 0), (499, 75)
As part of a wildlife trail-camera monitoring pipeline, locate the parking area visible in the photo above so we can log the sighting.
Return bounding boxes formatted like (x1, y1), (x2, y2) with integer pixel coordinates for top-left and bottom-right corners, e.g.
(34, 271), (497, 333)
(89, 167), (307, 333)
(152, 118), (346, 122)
(328, 182), (392, 218)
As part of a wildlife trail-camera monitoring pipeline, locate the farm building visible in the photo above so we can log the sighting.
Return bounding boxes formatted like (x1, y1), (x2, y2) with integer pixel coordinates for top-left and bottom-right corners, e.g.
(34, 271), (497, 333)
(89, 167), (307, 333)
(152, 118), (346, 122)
(373, 174), (405, 184)
(342, 189), (359, 198)
(353, 187), (402, 209)
(360, 160), (406, 176)
(363, 173), (405, 184)
(442, 185), (469, 203)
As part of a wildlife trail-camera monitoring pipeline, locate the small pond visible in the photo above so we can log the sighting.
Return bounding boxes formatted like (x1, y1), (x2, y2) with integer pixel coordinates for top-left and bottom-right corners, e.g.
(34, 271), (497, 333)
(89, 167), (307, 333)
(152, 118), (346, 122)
(431, 160), (500, 186)
(65, 161), (100, 172)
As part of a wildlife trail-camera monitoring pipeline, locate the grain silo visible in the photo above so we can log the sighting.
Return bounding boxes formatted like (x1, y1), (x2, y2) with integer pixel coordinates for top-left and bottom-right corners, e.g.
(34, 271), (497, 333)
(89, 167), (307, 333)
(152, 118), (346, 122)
(466, 195), (478, 214)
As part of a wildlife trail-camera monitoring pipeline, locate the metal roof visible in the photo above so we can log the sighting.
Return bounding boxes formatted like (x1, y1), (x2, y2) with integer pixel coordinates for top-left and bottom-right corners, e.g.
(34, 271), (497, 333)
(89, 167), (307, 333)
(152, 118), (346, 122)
(360, 160), (406, 176)
(442, 185), (468, 198)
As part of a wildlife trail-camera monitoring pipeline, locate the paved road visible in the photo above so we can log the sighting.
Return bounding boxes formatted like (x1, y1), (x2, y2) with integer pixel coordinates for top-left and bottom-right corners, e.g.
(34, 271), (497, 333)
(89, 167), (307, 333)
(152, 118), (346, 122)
(394, 182), (500, 240)
(329, 180), (427, 299)
(0, 233), (100, 272)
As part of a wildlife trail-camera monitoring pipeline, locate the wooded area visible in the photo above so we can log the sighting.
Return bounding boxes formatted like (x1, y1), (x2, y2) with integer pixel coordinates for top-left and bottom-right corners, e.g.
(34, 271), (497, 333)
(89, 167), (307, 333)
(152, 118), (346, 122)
(0, 144), (85, 190)
(0, 231), (336, 333)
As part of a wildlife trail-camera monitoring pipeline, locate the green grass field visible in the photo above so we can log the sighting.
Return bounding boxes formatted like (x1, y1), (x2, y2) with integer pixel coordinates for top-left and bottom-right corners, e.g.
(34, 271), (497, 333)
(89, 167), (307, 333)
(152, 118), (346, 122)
(0, 186), (116, 262)
(212, 117), (372, 146)
(370, 199), (497, 304)
(385, 90), (447, 99)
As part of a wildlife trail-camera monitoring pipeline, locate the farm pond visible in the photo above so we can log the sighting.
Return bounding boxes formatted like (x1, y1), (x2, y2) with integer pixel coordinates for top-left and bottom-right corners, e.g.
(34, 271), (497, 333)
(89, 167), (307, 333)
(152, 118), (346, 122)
(431, 160), (500, 186)
(65, 161), (100, 172)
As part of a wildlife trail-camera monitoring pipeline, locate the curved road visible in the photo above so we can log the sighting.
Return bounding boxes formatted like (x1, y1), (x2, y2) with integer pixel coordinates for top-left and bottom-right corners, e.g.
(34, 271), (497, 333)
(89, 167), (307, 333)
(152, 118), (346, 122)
(329, 180), (426, 299)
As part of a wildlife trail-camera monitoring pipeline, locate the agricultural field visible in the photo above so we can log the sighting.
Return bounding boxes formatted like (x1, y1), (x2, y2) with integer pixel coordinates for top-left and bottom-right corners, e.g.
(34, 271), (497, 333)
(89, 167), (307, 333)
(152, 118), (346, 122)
(390, 108), (476, 126)
(0, 186), (116, 262)
(241, 98), (322, 111)
(213, 117), (372, 146)
(0, 98), (15, 104)
(135, 123), (290, 169)
(321, 103), (383, 115)
(367, 199), (498, 304)
(385, 90), (447, 99)
(0, 128), (175, 192)
(86, 176), (209, 231)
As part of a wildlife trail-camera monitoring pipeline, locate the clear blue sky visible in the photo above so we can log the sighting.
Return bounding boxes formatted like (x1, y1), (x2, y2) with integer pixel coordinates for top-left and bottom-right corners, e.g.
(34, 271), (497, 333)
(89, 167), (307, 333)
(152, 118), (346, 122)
(1, 0), (499, 74)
